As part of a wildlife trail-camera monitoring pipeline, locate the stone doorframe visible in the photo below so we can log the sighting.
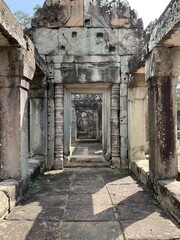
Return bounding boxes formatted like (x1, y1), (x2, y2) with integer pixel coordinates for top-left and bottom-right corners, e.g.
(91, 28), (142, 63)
(63, 83), (111, 160)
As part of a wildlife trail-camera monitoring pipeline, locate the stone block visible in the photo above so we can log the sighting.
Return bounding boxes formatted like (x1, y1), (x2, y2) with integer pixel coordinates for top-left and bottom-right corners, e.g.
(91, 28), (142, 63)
(47, 140), (54, 158)
(54, 69), (62, 82)
(119, 29), (142, 55)
(121, 137), (128, 148)
(120, 110), (127, 124)
(122, 218), (180, 240)
(33, 0), (83, 28)
(47, 99), (54, 113)
(120, 83), (128, 96)
(33, 28), (59, 55)
(0, 191), (9, 218)
(59, 28), (119, 56)
(53, 55), (121, 64)
(120, 56), (131, 73)
(157, 180), (180, 224)
(0, 219), (60, 239)
(64, 205), (116, 221)
(121, 146), (128, 160)
(47, 83), (55, 98)
(60, 222), (123, 240)
(57, 62), (120, 83)
(120, 96), (127, 110)
(0, 181), (19, 211)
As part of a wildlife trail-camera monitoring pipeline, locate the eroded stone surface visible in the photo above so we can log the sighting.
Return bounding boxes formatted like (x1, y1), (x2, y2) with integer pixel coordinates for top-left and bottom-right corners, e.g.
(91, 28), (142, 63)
(60, 222), (124, 240)
(0, 168), (179, 240)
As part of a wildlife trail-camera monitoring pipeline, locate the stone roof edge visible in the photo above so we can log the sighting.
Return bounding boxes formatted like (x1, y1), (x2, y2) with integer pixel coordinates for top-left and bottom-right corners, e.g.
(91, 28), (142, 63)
(129, 0), (180, 73)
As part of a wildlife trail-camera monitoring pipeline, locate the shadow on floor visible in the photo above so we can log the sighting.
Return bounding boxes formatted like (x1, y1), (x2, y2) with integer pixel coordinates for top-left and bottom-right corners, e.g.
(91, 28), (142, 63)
(0, 168), (180, 240)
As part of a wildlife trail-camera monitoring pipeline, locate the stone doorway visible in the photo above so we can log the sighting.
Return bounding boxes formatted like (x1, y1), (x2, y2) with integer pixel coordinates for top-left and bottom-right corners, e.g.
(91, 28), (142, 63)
(72, 94), (102, 141)
(63, 84), (111, 166)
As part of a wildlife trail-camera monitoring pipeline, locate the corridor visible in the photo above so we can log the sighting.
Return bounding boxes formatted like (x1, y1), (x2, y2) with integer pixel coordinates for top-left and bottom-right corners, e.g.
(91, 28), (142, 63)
(0, 168), (179, 240)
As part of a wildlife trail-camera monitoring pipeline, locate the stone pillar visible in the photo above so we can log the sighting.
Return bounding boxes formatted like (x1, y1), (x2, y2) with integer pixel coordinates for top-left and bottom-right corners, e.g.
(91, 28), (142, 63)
(120, 77), (128, 168)
(111, 83), (120, 167)
(54, 84), (64, 169)
(0, 48), (35, 180)
(128, 73), (147, 162)
(64, 86), (71, 156)
(47, 80), (55, 169)
(29, 75), (47, 164)
(102, 88), (111, 160)
(146, 47), (178, 180)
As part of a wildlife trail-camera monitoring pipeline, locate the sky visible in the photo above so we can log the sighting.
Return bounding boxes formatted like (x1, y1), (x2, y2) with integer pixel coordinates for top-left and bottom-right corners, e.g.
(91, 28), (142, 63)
(4, 0), (171, 28)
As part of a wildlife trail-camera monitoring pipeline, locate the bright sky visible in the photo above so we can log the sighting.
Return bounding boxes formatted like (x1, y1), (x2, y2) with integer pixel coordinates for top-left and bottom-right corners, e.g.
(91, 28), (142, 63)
(4, 0), (171, 28)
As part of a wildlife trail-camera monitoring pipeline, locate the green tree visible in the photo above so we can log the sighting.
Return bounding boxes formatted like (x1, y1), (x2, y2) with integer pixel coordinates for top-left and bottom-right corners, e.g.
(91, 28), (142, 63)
(14, 4), (41, 29)
(33, 4), (41, 15)
(177, 88), (180, 111)
(14, 10), (31, 29)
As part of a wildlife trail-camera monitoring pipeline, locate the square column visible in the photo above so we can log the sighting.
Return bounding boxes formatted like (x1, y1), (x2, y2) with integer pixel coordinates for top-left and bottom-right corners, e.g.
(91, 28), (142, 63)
(0, 48), (35, 180)
(146, 47), (178, 180)
(128, 73), (147, 162)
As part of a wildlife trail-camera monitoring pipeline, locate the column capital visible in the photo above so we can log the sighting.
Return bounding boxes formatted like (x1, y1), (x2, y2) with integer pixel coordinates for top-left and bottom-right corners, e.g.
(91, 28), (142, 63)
(145, 46), (180, 81)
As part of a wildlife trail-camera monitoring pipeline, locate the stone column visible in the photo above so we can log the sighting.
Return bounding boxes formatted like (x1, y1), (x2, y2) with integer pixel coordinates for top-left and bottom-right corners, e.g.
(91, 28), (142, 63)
(54, 84), (64, 169)
(128, 73), (147, 162)
(120, 77), (128, 168)
(102, 88), (111, 160)
(146, 47), (178, 180)
(64, 86), (71, 157)
(0, 48), (35, 180)
(111, 83), (120, 167)
(29, 75), (47, 164)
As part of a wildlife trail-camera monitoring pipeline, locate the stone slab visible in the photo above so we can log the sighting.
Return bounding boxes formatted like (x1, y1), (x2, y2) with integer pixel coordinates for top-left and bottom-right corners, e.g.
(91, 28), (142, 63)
(21, 193), (68, 208)
(59, 28), (119, 56)
(60, 221), (124, 240)
(107, 183), (143, 196)
(67, 193), (112, 206)
(122, 219), (180, 240)
(33, 28), (59, 55)
(8, 205), (64, 221)
(0, 191), (9, 218)
(116, 202), (163, 221)
(70, 184), (108, 194)
(106, 175), (136, 185)
(0, 220), (60, 240)
(64, 205), (116, 221)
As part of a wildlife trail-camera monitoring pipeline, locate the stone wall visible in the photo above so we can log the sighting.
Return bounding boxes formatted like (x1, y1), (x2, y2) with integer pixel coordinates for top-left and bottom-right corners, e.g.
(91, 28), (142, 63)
(30, 0), (143, 169)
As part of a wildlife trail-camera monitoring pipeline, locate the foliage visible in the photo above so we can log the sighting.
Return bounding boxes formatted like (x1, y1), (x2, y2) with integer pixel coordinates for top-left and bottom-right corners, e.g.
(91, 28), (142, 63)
(14, 4), (41, 29)
(14, 10), (32, 29)
(177, 87), (180, 111)
(33, 4), (41, 14)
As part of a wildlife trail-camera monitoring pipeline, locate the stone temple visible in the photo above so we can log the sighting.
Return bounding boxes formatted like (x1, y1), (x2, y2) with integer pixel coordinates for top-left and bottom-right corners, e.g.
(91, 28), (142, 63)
(0, 0), (180, 227)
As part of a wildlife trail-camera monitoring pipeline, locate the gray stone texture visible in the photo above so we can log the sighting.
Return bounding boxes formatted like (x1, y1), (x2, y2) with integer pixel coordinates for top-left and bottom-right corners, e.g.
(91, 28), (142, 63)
(0, 168), (179, 240)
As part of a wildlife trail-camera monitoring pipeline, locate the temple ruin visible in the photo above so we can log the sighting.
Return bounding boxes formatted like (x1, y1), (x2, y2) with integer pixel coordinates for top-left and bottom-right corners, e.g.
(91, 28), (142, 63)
(0, 0), (179, 225)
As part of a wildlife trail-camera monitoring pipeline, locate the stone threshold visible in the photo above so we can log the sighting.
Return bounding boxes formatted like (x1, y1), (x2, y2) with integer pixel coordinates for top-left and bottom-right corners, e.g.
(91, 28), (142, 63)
(130, 159), (180, 224)
(0, 156), (45, 219)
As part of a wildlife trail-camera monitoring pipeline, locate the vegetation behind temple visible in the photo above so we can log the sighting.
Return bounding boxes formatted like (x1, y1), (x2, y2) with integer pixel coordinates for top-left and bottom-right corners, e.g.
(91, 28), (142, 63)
(14, 4), (41, 29)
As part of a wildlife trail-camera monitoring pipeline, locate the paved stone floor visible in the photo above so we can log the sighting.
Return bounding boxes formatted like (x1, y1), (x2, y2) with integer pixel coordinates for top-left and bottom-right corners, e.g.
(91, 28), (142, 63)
(0, 168), (180, 240)
(66, 142), (109, 167)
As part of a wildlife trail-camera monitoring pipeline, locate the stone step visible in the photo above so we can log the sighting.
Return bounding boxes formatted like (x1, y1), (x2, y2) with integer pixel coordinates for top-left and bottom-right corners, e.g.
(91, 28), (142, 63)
(64, 156), (110, 168)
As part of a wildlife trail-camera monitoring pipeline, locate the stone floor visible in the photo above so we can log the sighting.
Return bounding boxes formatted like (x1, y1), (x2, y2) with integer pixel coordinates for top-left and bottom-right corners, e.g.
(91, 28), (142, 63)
(65, 141), (109, 167)
(0, 168), (180, 240)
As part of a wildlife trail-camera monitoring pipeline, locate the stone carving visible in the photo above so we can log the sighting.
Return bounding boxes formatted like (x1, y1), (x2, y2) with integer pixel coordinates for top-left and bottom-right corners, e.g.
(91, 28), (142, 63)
(32, 0), (143, 29)
(32, 0), (84, 28)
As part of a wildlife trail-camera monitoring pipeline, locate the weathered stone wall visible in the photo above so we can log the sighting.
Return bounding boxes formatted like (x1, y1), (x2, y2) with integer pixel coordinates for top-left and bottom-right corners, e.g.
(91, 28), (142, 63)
(30, 0), (143, 168)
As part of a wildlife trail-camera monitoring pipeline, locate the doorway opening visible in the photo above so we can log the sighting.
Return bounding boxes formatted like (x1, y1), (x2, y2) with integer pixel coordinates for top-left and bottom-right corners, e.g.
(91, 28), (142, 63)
(63, 84), (111, 167)
(72, 94), (102, 142)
